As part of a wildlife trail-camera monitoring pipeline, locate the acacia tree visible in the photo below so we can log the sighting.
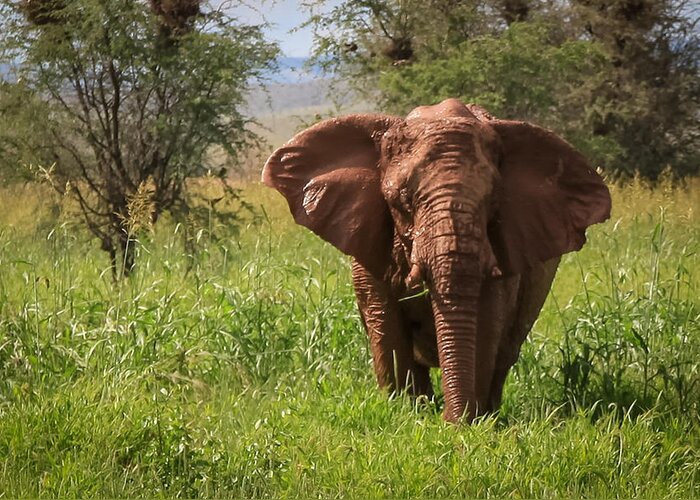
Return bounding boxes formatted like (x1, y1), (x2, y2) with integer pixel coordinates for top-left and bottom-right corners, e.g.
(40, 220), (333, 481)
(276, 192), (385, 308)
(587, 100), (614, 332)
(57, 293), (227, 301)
(304, 0), (699, 178)
(303, 0), (555, 76)
(570, 0), (700, 178)
(0, 0), (278, 277)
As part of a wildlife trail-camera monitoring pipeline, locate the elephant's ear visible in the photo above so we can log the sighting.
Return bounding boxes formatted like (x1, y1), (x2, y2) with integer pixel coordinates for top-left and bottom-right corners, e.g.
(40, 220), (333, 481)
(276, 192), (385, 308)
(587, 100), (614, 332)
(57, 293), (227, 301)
(489, 120), (611, 274)
(262, 114), (401, 275)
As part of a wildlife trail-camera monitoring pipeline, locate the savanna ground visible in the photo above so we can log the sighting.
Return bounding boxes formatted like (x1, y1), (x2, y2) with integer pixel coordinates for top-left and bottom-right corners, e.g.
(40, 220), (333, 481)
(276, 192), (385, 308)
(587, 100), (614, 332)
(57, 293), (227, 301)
(0, 173), (698, 497)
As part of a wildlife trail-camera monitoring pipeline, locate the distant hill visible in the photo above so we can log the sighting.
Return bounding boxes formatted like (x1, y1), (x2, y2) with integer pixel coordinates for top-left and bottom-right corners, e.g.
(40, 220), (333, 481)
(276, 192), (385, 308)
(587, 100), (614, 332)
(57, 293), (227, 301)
(245, 78), (336, 116)
(246, 56), (340, 117)
(269, 56), (324, 84)
(245, 55), (369, 124)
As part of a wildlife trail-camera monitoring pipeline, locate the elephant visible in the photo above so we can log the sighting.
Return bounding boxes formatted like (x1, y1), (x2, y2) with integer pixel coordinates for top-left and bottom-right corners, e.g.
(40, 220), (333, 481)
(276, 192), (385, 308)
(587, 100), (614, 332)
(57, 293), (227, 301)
(262, 99), (611, 423)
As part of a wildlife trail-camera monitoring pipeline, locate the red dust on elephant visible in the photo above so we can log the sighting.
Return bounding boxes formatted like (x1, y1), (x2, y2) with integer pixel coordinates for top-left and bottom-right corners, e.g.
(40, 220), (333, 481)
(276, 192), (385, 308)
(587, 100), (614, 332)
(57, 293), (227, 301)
(262, 99), (611, 423)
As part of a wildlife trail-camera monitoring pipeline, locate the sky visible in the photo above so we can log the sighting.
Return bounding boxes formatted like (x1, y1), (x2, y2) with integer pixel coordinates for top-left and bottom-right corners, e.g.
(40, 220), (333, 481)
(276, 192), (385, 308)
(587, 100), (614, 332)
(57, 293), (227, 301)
(222, 1), (334, 57)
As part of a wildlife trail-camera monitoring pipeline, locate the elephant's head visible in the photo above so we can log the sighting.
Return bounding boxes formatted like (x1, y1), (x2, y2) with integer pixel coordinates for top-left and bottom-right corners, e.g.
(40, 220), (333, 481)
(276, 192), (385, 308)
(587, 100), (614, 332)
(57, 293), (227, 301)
(263, 99), (611, 422)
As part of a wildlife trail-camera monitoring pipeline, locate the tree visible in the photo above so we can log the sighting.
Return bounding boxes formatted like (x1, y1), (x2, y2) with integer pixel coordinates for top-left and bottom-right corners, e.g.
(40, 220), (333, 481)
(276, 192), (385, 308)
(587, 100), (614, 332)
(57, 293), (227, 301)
(0, 0), (278, 277)
(305, 1), (614, 158)
(570, 0), (700, 178)
(304, 0), (557, 78)
(304, 0), (699, 178)
(378, 22), (617, 164)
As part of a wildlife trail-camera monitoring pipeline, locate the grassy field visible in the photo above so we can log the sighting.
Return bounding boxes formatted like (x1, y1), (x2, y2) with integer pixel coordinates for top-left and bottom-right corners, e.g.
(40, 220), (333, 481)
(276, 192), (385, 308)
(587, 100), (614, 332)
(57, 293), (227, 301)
(0, 176), (698, 497)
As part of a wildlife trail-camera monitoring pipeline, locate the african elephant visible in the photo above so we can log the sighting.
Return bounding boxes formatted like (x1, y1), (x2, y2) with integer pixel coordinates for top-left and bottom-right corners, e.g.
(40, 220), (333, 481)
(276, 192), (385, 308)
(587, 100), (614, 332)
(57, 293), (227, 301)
(262, 99), (611, 423)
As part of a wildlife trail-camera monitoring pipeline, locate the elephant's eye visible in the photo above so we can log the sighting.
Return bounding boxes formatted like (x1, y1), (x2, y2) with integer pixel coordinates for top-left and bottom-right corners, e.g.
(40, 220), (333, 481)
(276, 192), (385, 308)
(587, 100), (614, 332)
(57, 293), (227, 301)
(399, 188), (412, 211)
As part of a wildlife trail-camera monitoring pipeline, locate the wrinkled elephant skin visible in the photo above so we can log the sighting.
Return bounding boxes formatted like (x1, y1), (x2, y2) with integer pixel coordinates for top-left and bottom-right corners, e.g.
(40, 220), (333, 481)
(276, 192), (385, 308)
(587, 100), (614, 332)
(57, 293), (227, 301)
(262, 99), (611, 423)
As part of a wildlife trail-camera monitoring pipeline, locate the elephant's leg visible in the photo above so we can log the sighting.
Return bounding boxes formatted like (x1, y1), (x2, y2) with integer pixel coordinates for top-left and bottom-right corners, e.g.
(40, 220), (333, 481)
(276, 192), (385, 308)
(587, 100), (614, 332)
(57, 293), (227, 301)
(475, 274), (521, 413)
(401, 297), (437, 398)
(352, 261), (421, 395)
(488, 257), (560, 411)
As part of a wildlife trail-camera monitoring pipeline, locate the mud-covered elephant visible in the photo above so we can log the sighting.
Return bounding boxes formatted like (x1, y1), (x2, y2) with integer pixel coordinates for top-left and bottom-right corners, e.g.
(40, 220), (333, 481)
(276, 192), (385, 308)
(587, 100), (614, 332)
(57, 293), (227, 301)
(262, 99), (611, 423)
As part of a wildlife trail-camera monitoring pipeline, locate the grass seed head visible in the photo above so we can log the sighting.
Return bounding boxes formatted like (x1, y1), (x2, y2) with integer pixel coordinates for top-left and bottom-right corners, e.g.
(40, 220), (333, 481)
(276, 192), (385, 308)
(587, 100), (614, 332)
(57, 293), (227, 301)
(122, 176), (156, 236)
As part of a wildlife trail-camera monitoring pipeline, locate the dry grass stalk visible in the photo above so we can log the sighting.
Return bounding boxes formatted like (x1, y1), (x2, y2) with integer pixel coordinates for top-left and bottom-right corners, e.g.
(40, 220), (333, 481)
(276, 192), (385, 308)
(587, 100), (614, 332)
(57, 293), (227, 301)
(122, 177), (156, 237)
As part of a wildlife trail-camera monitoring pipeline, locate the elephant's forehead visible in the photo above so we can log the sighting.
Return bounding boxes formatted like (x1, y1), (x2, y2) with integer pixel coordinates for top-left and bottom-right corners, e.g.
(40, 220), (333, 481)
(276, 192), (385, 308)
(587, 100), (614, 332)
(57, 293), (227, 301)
(407, 98), (477, 121)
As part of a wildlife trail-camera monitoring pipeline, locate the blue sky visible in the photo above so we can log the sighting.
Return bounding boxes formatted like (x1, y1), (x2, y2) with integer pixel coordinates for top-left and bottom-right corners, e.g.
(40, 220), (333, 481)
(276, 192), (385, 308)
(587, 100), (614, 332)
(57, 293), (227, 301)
(223, 1), (337, 57)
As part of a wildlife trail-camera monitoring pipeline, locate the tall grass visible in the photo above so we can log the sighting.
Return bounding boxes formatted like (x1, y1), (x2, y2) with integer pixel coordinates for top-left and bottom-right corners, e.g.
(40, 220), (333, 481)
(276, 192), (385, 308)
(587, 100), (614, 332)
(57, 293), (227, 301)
(0, 178), (698, 497)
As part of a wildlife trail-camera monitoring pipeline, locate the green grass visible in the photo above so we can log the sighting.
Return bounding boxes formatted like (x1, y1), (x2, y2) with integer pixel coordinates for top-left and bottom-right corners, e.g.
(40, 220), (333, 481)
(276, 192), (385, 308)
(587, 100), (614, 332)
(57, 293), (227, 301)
(0, 179), (698, 497)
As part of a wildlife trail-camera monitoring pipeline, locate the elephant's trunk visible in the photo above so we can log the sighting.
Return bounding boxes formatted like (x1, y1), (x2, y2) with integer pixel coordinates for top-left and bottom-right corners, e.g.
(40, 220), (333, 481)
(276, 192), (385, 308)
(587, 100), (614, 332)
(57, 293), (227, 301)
(420, 202), (483, 423)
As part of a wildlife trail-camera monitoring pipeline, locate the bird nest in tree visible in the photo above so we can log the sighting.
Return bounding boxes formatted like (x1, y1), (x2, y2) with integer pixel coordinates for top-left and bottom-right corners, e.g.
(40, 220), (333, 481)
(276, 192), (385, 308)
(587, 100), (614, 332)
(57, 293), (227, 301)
(21, 0), (65, 25)
(149, 0), (200, 34)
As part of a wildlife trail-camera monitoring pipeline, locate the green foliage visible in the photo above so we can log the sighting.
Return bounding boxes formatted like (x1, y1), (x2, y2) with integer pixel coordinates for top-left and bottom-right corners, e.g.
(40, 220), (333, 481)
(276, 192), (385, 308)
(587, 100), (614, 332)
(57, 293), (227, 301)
(568, 0), (700, 178)
(0, 180), (699, 496)
(304, 0), (496, 84)
(0, 0), (278, 275)
(0, 81), (55, 182)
